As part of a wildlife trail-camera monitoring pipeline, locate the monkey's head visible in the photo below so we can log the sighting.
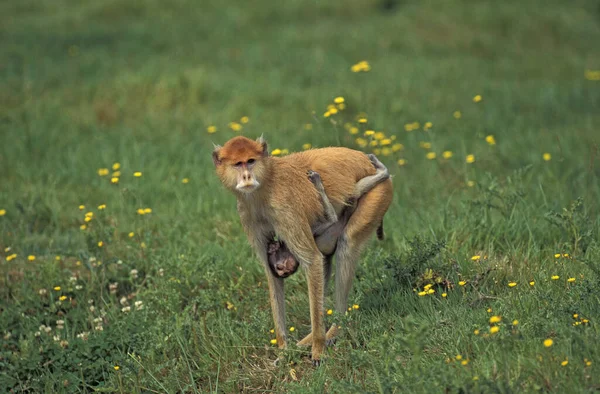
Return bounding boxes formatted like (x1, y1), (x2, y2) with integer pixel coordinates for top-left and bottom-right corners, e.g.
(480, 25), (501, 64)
(213, 136), (270, 194)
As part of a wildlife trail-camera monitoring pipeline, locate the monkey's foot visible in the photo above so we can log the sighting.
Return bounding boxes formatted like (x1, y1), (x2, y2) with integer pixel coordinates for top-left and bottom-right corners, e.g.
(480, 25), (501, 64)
(367, 153), (385, 170)
(312, 357), (324, 367)
(306, 170), (322, 185)
(297, 324), (339, 347)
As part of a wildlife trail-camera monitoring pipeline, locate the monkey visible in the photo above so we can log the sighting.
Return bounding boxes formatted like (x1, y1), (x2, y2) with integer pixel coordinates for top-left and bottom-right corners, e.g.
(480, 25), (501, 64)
(267, 155), (390, 279)
(213, 136), (393, 365)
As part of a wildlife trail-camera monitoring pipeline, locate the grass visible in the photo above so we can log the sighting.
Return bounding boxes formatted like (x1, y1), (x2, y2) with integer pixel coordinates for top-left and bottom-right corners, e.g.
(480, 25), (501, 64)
(1, 0), (600, 392)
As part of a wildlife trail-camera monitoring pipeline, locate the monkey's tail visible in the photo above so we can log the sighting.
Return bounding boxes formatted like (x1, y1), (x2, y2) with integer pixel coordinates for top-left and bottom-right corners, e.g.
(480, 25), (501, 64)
(376, 221), (384, 240)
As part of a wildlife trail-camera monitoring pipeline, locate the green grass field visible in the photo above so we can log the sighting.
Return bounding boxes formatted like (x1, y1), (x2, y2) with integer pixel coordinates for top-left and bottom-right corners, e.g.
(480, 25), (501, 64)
(2, 0), (600, 392)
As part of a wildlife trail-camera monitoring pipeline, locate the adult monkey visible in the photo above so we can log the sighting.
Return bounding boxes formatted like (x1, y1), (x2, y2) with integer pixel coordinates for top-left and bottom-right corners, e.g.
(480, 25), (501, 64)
(213, 136), (393, 365)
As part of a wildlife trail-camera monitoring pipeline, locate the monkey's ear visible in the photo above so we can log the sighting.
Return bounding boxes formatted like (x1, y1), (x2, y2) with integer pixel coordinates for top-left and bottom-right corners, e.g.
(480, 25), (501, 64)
(212, 144), (222, 166)
(256, 135), (269, 157)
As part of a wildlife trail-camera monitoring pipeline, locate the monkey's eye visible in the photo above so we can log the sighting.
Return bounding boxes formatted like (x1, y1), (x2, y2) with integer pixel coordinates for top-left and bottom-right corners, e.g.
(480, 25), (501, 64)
(247, 158), (255, 164)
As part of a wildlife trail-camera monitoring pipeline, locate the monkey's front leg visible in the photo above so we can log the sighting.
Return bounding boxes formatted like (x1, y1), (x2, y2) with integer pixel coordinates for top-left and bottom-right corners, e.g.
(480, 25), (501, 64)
(250, 234), (287, 349)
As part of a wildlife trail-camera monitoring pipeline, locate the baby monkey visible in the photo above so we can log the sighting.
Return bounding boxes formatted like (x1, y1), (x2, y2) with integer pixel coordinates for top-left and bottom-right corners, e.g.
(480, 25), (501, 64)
(267, 154), (389, 278)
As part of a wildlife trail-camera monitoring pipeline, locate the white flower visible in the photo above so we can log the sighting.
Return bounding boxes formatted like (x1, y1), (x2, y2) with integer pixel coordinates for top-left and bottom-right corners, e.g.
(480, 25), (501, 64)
(120, 296), (128, 306)
(75, 285), (83, 290)
(53, 335), (60, 341)
(122, 306), (131, 313)
(39, 289), (47, 295)
(69, 276), (77, 283)
(94, 325), (103, 331)
(89, 306), (95, 312)
(134, 300), (143, 310)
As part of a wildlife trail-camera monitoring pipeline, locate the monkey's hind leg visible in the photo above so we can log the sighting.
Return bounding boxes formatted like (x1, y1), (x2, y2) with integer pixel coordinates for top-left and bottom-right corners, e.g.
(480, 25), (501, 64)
(307, 170), (337, 223)
(335, 180), (392, 312)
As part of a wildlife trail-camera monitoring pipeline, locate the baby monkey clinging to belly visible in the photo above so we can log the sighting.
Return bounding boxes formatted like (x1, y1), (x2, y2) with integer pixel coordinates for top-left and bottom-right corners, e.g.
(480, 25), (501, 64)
(267, 154), (389, 278)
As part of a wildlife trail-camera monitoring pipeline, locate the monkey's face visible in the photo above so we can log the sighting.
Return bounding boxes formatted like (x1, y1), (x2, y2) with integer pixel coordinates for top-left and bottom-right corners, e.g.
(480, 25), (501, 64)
(213, 136), (269, 194)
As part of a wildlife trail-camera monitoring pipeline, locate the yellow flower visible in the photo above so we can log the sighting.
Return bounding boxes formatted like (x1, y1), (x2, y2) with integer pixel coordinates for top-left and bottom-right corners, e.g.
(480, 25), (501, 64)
(508, 282), (517, 287)
(471, 255), (481, 261)
(271, 149), (282, 156)
(55, 256), (61, 261)
(137, 208), (146, 215)
(78, 205), (85, 210)
(420, 141), (432, 149)
(585, 69), (600, 80)
(487, 308), (492, 313)
(334, 96), (345, 104)
(113, 171), (121, 177)
(98, 204), (106, 210)
(424, 121), (433, 130)
(352, 304), (359, 310)
(128, 232), (135, 237)
(28, 255), (36, 261)
(467, 180), (475, 187)
(392, 143), (404, 152)
(337, 103), (346, 110)
(543, 338), (553, 347)
(424, 284), (432, 290)
(473, 95), (482, 103)
(327, 309), (333, 315)
(485, 135), (496, 145)
(417, 291), (427, 296)
(111, 177), (119, 184)
(356, 138), (367, 148)
(358, 117), (368, 124)
(98, 168), (109, 176)
(270, 339), (277, 345)
(543, 153), (551, 161)
(289, 326), (295, 332)
(0, 209), (7, 216)
(442, 293), (447, 298)
(427, 289), (435, 294)
(567, 277), (575, 283)
(529, 281), (535, 286)
(329, 107), (338, 115)
(59, 295), (67, 301)
(453, 111), (462, 119)
(364, 130), (375, 136)
(561, 359), (568, 367)
(455, 354), (462, 360)
(281, 149), (289, 155)
(563, 253), (569, 258)
(551, 275), (559, 280)
(240, 116), (249, 124)
(270, 329), (275, 334)
(442, 151), (453, 159)
(474, 329), (480, 335)
(381, 148), (391, 156)
(323, 111), (331, 117)
(490, 326), (499, 334)
(80, 224), (87, 230)
(228, 122), (242, 131)
(143, 208), (152, 214)
(54, 286), (61, 291)
(380, 138), (392, 146)
(585, 360), (592, 367)
(351, 60), (371, 72)
(512, 320), (519, 326)
(134, 172), (142, 177)
(369, 140), (378, 147)
(182, 178), (189, 184)
(426, 152), (436, 160)
(112, 162), (121, 170)
(98, 241), (103, 247)
(582, 318), (589, 324)
(573, 313), (579, 319)
(6, 254), (17, 262)
(461, 360), (469, 366)
(397, 159), (406, 166)
(458, 281), (466, 286)
(554, 253), (561, 258)
(114, 366), (120, 371)
(466, 154), (475, 164)
(302, 143), (312, 150)
(349, 127), (359, 135)
(207, 125), (217, 134)
(489, 316), (501, 324)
